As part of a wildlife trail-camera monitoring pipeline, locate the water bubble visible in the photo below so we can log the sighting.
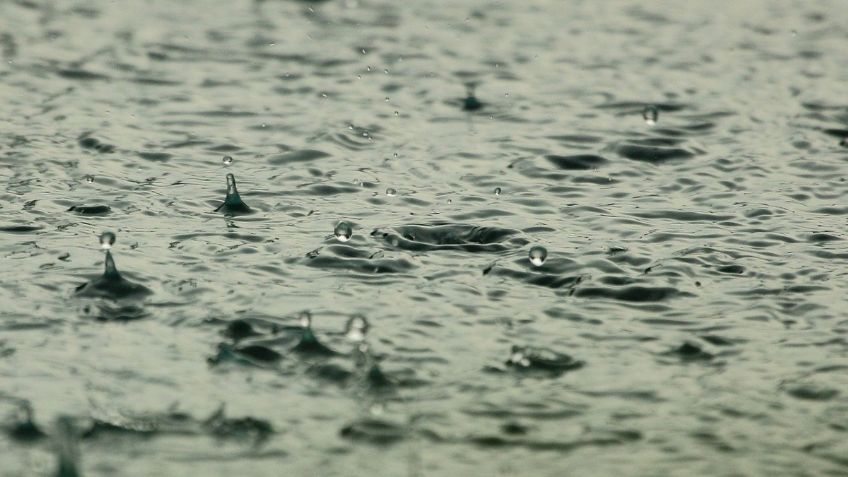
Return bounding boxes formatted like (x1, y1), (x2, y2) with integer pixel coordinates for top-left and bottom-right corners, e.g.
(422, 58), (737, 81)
(345, 315), (369, 342)
(386, 188), (397, 196)
(84, 175), (95, 183)
(494, 187), (501, 196)
(222, 155), (233, 166)
(528, 246), (548, 267)
(334, 221), (353, 242)
(299, 311), (312, 329)
(643, 105), (659, 126)
(99, 231), (116, 250)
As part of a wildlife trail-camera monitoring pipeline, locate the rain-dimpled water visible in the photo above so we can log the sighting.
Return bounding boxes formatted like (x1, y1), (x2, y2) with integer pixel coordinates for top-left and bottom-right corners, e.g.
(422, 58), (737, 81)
(1, 0), (847, 476)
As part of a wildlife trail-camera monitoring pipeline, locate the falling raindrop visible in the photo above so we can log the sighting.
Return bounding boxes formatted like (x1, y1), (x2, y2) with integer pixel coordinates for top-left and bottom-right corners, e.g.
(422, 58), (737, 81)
(643, 105), (659, 126)
(494, 187), (501, 196)
(99, 231), (116, 250)
(222, 155), (233, 166)
(386, 188), (397, 196)
(334, 222), (353, 242)
(529, 246), (548, 267)
(84, 175), (95, 184)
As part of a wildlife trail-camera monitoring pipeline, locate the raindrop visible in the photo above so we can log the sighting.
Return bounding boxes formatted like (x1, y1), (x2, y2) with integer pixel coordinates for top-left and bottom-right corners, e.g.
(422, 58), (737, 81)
(299, 311), (312, 329)
(383, 69), (389, 74)
(366, 66), (372, 72)
(345, 315), (369, 342)
(334, 221), (353, 242)
(99, 231), (116, 250)
(528, 246), (548, 267)
(386, 188), (397, 196)
(360, 48), (366, 54)
(222, 155), (233, 166)
(494, 187), (501, 196)
(394, 111), (399, 116)
(840, 137), (848, 147)
(385, 97), (390, 102)
(84, 175), (95, 183)
(643, 105), (659, 126)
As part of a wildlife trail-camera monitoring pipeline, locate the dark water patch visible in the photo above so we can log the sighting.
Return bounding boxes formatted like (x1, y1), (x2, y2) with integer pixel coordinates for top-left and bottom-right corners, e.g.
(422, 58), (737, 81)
(78, 135), (115, 153)
(57, 69), (109, 81)
(488, 267), (583, 290)
(340, 419), (407, 445)
(631, 211), (734, 221)
(661, 342), (714, 361)
(575, 286), (685, 302)
(137, 152), (172, 162)
(68, 205), (112, 215)
(615, 143), (697, 163)
(716, 265), (745, 274)
(304, 254), (416, 275)
(808, 233), (841, 242)
(785, 386), (839, 401)
(81, 302), (149, 322)
(268, 149), (331, 164)
(0, 224), (42, 233)
(545, 154), (608, 170)
(372, 223), (526, 253)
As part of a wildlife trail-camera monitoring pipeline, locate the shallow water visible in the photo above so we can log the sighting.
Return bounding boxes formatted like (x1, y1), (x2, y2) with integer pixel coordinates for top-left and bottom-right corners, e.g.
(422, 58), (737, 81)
(1, 0), (848, 475)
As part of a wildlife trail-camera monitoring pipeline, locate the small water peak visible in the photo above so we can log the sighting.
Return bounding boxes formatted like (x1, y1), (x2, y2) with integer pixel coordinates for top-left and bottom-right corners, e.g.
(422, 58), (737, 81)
(74, 232), (151, 300)
(334, 221), (353, 242)
(226, 173), (239, 198)
(643, 105), (659, 126)
(291, 312), (337, 356)
(215, 173), (252, 215)
(528, 246), (548, 267)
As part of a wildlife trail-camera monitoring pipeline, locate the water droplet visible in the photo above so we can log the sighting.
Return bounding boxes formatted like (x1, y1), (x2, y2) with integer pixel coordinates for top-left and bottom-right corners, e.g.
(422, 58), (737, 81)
(494, 187), (501, 196)
(299, 311), (312, 329)
(84, 175), (95, 184)
(385, 97), (390, 102)
(383, 69), (389, 74)
(394, 111), (399, 116)
(357, 74), (362, 79)
(393, 152), (399, 158)
(643, 105), (659, 126)
(360, 48), (366, 54)
(321, 93), (328, 98)
(504, 92), (509, 97)
(334, 221), (353, 242)
(386, 188), (397, 196)
(222, 155), (233, 166)
(99, 231), (116, 250)
(366, 66), (372, 72)
(840, 137), (848, 147)
(345, 315), (369, 342)
(529, 246), (548, 267)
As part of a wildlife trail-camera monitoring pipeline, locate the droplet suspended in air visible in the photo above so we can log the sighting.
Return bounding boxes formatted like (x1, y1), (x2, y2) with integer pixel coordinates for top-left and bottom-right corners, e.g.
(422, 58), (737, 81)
(99, 231), (116, 250)
(345, 315), (369, 343)
(643, 105), (659, 126)
(222, 155), (233, 166)
(334, 221), (353, 242)
(84, 175), (95, 184)
(386, 188), (397, 196)
(528, 246), (548, 267)
(494, 187), (501, 196)
(299, 311), (312, 329)
(840, 137), (848, 147)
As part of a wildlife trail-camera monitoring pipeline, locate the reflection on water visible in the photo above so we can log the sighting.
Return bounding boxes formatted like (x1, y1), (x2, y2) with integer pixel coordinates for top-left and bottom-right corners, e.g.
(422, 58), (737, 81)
(2, 0), (848, 475)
